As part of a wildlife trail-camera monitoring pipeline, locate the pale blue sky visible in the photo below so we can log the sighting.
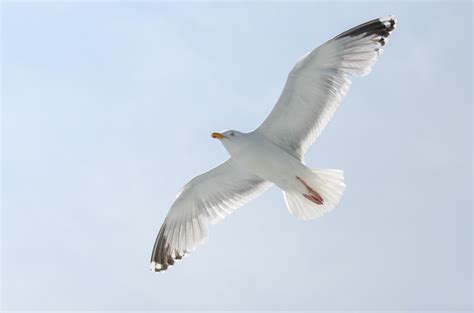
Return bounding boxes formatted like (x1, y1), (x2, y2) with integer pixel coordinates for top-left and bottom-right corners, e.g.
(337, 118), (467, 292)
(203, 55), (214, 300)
(1, 1), (472, 312)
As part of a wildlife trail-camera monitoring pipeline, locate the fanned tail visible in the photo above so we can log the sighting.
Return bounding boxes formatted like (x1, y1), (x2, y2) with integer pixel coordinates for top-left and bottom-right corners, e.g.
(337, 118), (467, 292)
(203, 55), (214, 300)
(283, 168), (345, 220)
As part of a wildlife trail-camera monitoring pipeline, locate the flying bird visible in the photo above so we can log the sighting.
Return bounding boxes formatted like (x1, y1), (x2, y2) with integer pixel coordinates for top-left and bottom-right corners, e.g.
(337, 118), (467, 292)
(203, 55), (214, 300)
(151, 16), (396, 272)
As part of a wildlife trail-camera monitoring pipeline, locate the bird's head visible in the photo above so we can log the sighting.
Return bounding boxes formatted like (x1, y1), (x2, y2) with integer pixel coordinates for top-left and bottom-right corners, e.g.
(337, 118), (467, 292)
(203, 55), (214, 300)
(211, 130), (245, 155)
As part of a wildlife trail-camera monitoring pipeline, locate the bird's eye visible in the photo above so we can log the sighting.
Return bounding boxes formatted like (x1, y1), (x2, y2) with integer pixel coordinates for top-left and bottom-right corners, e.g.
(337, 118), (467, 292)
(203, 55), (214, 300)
(230, 132), (235, 136)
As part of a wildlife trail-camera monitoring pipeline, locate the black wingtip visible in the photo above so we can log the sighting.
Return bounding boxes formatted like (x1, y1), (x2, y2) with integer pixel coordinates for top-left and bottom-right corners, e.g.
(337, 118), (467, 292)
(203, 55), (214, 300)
(150, 247), (187, 273)
(334, 15), (397, 40)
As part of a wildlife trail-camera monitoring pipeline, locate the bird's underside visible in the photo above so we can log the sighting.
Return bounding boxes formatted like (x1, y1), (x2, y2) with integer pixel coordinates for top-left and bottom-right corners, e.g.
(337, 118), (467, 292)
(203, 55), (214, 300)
(150, 16), (396, 272)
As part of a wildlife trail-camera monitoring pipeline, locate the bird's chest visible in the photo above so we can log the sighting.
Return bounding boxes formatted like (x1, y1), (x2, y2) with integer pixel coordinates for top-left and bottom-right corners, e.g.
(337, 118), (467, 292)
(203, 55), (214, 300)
(231, 138), (303, 187)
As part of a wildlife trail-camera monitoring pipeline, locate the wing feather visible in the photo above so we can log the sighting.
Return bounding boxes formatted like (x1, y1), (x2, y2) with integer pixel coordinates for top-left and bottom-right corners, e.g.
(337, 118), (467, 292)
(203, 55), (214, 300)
(256, 16), (396, 159)
(150, 159), (271, 272)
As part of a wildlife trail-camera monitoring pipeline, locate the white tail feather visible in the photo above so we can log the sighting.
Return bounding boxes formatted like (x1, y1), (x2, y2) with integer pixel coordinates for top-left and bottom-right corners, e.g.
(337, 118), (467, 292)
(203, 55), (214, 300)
(283, 168), (345, 220)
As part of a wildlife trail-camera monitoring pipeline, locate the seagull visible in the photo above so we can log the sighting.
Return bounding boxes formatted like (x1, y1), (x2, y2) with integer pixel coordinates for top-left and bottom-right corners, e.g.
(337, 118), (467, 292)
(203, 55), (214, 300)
(151, 16), (396, 272)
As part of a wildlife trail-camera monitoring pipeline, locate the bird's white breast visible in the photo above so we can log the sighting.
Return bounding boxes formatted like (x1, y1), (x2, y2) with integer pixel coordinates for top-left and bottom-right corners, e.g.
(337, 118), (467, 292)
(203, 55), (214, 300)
(225, 132), (307, 190)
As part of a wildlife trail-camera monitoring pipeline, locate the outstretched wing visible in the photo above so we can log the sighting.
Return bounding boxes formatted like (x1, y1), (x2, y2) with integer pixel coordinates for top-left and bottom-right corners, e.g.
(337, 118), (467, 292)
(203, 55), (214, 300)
(150, 159), (271, 272)
(256, 16), (396, 159)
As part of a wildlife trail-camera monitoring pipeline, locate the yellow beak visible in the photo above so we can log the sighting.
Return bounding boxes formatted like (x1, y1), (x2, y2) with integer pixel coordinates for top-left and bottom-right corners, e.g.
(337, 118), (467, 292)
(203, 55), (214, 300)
(211, 132), (225, 139)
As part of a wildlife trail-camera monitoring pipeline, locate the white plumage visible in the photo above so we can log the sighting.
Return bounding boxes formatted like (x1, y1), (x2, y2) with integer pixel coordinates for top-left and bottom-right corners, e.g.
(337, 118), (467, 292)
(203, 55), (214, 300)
(150, 159), (270, 269)
(151, 16), (396, 272)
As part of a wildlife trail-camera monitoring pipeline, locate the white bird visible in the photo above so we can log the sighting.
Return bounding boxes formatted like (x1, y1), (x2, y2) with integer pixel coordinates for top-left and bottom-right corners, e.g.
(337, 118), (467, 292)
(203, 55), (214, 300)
(151, 16), (396, 272)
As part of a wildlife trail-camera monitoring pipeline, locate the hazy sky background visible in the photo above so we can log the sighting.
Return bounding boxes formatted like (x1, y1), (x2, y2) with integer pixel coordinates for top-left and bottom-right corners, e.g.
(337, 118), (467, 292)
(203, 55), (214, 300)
(2, 1), (472, 312)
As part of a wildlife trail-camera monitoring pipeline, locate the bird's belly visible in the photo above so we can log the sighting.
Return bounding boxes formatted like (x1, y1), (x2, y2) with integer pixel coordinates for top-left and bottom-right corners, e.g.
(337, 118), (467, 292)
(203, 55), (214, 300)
(231, 140), (306, 190)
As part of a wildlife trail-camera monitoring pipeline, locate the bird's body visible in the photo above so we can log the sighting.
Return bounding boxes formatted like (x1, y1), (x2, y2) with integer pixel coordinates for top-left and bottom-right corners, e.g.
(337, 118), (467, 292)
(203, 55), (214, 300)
(223, 131), (305, 190)
(150, 16), (397, 272)
(220, 131), (340, 209)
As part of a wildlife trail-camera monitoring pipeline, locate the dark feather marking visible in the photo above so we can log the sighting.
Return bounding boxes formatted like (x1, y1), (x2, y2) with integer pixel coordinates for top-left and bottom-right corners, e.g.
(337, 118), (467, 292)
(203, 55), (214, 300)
(334, 17), (396, 40)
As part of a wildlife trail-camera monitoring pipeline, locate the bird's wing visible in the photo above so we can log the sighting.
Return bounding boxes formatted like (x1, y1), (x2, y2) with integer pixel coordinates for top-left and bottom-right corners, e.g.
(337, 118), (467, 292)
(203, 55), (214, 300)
(150, 158), (271, 272)
(256, 16), (396, 159)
